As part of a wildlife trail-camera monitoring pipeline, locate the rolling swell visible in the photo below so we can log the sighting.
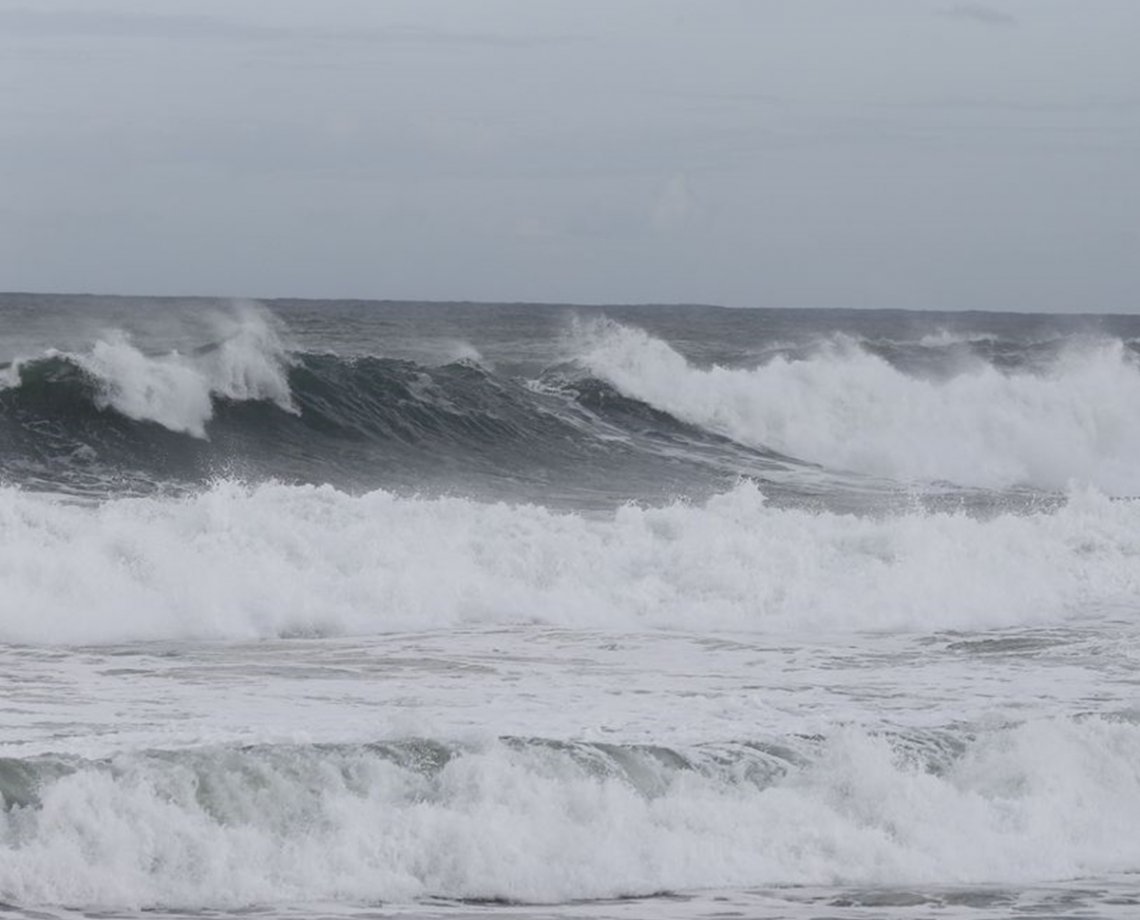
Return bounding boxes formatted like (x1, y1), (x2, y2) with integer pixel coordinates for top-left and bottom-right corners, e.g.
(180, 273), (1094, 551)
(0, 344), (793, 504)
(10, 303), (1139, 504)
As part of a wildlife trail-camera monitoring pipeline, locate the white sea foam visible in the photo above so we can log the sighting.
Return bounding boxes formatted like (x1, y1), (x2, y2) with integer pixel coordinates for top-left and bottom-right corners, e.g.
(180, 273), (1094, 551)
(9, 302), (295, 437)
(572, 319), (1140, 493)
(0, 480), (1136, 645)
(443, 339), (486, 364)
(916, 328), (1001, 348)
(2, 718), (1139, 908)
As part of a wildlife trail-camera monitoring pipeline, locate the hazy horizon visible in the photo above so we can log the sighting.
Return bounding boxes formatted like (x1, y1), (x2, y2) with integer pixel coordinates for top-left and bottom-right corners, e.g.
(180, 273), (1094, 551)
(2, 1), (1138, 312)
(4, 288), (1138, 319)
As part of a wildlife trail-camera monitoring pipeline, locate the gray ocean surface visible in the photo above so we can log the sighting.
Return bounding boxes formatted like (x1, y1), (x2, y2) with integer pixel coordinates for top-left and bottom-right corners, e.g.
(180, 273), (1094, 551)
(3, 294), (1140, 919)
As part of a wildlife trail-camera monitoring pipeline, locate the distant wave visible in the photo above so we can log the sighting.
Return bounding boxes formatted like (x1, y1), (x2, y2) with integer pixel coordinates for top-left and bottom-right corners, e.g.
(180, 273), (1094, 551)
(0, 319), (792, 501)
(573, 318), (1140, 494)
(0, 480), (1133, 645)
(7, 307), (1140, 498)
(3, 719), (1139, 907)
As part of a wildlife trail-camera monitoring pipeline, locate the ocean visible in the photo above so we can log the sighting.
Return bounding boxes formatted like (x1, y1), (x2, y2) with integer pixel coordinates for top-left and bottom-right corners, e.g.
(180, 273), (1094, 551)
(2, 293), (1140, 919)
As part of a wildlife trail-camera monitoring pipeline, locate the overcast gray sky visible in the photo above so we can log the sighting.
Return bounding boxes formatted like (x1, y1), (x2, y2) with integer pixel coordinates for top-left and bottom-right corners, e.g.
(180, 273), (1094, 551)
(1, 0), (1137, 310)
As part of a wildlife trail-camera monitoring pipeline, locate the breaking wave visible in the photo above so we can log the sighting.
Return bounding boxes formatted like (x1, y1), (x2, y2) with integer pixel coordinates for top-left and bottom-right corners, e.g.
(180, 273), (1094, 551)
(3, 719), (1140, 908)
(573, 319), (1140, 494)
(8, 306), (1140, 499)
(0, 303), (295, 438)
(0, 319), (791, 502)
(0, 480), (1135, 645)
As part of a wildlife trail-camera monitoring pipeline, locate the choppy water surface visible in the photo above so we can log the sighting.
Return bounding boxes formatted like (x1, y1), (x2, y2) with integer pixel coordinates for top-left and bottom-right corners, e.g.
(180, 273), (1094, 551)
(3, 294), (1140, 919)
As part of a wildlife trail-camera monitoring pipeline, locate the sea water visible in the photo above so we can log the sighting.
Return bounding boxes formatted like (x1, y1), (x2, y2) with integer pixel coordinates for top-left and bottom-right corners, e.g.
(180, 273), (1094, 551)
(2, 295), (1140, 919)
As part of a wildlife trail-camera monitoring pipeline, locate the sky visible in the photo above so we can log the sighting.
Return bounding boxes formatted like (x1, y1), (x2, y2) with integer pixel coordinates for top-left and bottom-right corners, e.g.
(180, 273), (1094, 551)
(0, 0), (1137, 311)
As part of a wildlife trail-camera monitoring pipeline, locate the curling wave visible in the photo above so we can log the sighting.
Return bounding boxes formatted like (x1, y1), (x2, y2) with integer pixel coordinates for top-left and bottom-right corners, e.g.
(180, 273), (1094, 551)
(0, 325), (794, 503)
(573, 318), (1140, 494)
(0, 303), (295, 437)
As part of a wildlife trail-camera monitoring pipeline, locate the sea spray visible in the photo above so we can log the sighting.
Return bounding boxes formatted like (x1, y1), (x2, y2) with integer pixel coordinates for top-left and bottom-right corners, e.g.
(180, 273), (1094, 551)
(5, 302), (296, 438)
(573, 318), (1140, 493)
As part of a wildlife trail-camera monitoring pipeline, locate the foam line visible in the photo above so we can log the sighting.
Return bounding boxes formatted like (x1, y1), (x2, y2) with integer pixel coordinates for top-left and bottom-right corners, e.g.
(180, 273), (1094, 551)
(3, 720), (1139, 907)
(1, 480), (1136, 644)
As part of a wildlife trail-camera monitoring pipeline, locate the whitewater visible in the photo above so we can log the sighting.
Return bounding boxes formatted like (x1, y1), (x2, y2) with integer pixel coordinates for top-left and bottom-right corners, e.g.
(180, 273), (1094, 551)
(3, 294), (1140, 920)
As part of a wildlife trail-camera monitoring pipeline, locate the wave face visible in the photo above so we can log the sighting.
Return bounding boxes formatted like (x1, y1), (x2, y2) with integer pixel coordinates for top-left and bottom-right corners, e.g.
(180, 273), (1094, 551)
(3, 719), (1140, 908)
(5, 299), (1140, 502)
(1, 302), (294, 435)
(1, 307), (799, 506)
(574, 318), (1140, 493)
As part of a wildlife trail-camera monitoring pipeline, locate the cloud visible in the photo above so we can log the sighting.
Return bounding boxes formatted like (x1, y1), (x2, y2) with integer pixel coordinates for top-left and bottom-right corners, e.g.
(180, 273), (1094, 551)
(0, 9), (286, 40)
(0, 8), (585, 48)
(651, 174), (692, 233)
(346, 23), (588, 49)
(940, 3), (1019, 27)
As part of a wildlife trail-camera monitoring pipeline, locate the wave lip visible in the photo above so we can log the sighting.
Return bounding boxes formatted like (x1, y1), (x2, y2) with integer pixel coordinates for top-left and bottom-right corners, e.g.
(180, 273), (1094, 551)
(3, 719), (1140, 908)
(572, 318), (1140, 494)
(70, 303), (296, 437)
(1, 302), (295, 439)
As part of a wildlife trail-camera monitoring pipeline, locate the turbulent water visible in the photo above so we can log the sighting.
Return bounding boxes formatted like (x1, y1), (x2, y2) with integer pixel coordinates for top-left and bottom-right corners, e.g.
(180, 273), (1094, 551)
(3, 293), (1140, 920)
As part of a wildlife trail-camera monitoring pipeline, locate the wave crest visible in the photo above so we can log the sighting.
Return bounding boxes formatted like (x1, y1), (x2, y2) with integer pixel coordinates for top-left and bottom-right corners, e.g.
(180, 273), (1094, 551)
(3, 302), (294, 438)
(3, 720), (1140, 907)
(573, 318), (1140, 494)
